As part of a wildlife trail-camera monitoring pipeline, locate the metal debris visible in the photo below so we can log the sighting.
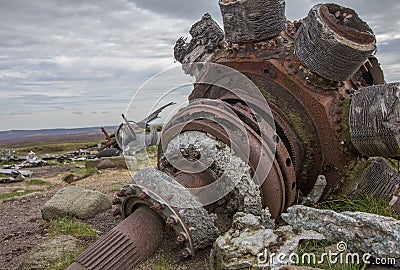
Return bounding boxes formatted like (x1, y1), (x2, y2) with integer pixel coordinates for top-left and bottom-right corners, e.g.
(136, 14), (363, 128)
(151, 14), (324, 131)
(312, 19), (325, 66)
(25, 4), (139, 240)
(0, 170), (27, 183)
(174, 13), (223, 75)
(115, 102), (174, 156)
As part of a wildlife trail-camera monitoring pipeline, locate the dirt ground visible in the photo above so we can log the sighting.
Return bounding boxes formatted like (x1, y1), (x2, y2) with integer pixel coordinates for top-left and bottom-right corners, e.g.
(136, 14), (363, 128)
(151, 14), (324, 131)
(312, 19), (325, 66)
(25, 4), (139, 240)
(0, 162), (210, 270)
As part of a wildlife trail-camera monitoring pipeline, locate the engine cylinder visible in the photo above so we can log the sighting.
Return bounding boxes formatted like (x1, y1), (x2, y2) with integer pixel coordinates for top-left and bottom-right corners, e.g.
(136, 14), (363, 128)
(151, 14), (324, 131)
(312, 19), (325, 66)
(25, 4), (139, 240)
(219, 0), (286, 43)
(295, 3), (376, 82)
(350, 83), (400, 158)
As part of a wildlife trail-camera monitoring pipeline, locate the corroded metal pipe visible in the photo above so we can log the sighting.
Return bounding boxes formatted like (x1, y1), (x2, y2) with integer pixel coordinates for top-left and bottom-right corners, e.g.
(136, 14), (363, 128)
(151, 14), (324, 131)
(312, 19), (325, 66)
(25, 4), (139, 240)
(219, 0), (286, 43)
(295, 3), (376, 82)
(67, 206), (164, 270)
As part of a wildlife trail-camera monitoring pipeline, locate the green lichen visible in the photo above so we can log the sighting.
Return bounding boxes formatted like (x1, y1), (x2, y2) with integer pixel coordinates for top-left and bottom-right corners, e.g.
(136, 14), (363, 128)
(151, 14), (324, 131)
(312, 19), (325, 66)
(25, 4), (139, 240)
(260, 88), (314, 180)
(337, 158), (370, 195)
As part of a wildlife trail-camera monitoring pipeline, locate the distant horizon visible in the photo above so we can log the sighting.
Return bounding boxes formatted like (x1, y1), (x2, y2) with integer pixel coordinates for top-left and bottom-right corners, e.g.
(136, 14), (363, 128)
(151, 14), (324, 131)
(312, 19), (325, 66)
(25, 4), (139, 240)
(0, 125), (118, 133)
(0, 0), (399, 131)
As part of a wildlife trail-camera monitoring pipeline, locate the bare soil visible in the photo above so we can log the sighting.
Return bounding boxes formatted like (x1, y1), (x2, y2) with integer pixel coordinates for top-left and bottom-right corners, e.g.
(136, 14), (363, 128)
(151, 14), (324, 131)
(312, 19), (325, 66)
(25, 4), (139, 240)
(0, 146), (210, 269)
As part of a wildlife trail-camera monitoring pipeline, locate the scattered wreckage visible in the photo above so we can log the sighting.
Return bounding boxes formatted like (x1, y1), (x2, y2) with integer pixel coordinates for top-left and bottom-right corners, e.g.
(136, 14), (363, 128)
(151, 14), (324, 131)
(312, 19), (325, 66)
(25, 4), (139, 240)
(0, 149), (96, 183)
(68, 1), (400, 269)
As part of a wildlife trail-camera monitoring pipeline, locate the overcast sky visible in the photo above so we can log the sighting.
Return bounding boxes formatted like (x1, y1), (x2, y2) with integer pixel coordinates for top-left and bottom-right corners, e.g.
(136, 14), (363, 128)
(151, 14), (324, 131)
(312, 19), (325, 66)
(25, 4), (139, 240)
(0, 0), (399, 131)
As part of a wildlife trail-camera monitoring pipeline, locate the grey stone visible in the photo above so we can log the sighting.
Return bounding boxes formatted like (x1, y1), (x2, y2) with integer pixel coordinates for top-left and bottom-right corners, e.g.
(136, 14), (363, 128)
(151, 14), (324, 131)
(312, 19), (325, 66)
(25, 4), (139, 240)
(211, 212), (324, 269)
(282, 205), (400, 267)
(41, 186), (111, 220)
(85, 156), (128, 170)
(22, 235), (83, 269)
(302, 175), (327, 205)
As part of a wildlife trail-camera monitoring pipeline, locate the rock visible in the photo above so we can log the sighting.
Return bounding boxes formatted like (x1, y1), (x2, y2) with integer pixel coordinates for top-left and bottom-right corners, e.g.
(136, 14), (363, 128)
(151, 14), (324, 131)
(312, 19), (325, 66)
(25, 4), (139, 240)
(41, 186), (111, 220)
(22, 235), (83, 269)
(62, 173), (83, 183)
(281, 205), (400, 267)
(302, 175), (326, 205)
(210, 211), (324, 269)
(85, 156), (128, 170)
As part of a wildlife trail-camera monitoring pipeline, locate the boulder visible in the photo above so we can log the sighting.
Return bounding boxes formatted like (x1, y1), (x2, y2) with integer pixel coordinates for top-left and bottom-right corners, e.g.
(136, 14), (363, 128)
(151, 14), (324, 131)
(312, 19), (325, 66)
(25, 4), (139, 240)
(22, 235), (83, 269)
(282, 205), (400, 267)
(41, 186), (111, 220)
(210, 211), (324, 269)
(85, 156), (128, 170)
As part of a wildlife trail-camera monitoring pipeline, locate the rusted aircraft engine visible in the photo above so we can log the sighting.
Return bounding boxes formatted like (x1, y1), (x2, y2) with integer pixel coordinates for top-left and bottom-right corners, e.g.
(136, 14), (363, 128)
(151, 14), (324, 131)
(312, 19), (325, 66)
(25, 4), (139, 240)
(68, 1), (400, 269)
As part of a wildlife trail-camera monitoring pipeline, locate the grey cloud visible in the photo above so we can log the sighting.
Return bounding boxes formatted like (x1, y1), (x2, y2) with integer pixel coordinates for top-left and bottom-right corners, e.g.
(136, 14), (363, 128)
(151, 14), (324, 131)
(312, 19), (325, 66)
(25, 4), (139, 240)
(72, 111), (84, 115)
(0, 0), (399, 130)
(127, 0), (222, 21)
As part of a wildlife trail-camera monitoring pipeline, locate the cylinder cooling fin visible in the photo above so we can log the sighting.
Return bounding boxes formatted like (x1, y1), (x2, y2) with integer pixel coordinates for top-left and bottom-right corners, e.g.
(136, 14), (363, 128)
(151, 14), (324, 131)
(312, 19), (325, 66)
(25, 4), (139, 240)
(219, 0), (286, 43)
(350, 83), (400, 158)
(295, 3), (376, 82)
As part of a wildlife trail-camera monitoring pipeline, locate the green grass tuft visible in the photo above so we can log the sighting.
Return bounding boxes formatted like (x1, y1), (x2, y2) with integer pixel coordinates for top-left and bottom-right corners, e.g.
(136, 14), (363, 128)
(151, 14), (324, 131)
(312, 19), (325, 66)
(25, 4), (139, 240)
(0, 189), (39, 200)
(388, 158), (400, 173)
(72, 167), (98, 179)
(154, 256), (175, 270)
(49, 216), (98, 238)
(316, 195), (399, 219)
(27, 179), (52, 186)
(297, 240), (367, 270)
(47, 246), (86, 270)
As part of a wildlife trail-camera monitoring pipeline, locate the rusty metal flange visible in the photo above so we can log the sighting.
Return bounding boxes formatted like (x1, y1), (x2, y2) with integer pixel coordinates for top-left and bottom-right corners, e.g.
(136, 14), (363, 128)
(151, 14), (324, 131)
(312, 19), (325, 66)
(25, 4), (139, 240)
(158, 98), (295, 218)
(114, 168), (220, 255)
(116, 183), (196, 257)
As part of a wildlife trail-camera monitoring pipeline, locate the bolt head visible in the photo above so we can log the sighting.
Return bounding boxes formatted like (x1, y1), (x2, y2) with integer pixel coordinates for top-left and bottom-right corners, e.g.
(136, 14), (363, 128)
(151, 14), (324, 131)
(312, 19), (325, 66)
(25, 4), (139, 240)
(138, 192), (147, 199)
(112, 197), (121, 205)
(153, 201), (164, 210)
(177, 232), (187, 243)
(181, 248), (191, 258)
(112, 208), (121, 217)
(117, 189), (125, 197)
(166, 216), (177, 226)
(125, 188), (135, 196)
